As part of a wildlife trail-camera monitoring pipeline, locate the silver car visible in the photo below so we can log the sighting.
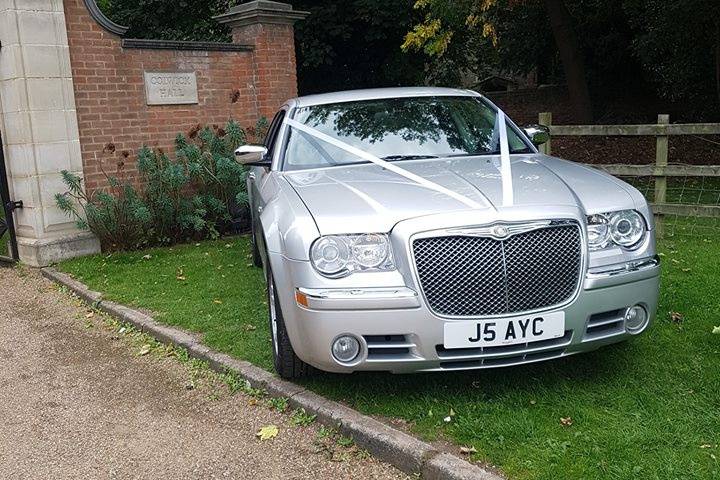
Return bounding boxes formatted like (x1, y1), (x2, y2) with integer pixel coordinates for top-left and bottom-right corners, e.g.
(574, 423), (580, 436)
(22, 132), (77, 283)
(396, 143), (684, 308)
(236, 87), (660, 378)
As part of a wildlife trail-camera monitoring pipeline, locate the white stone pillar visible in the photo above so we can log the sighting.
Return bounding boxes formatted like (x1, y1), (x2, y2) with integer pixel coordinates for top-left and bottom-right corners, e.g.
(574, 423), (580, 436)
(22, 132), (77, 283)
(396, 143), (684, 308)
(0, 0), (99, 266)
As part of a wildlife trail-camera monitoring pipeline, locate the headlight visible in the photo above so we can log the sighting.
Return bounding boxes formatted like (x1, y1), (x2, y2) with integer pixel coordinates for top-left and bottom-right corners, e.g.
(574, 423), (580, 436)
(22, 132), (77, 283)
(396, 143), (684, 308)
(587, 210), (646, 250)
(609, 210), (645, 247)
(310, 234), (394, 277)
(310, 236), (351, 275)
(587, 214), (611, 250)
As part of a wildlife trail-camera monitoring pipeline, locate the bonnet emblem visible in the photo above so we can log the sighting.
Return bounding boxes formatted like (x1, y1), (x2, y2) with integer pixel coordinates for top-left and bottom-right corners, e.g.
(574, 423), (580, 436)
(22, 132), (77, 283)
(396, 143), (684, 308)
(446, 220), (553, 240)
(492, 225), (509, 239)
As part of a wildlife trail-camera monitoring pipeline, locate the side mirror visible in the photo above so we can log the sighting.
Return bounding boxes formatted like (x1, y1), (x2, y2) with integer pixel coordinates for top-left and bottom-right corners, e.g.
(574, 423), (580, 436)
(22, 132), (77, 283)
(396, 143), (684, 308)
(234, 145), (269, 166)
(523, 124), (550, 147)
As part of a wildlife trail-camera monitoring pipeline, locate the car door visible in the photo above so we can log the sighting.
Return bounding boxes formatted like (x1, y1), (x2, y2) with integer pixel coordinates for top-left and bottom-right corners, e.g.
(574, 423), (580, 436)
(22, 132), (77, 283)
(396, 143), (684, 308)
(250, 109), (286, 259)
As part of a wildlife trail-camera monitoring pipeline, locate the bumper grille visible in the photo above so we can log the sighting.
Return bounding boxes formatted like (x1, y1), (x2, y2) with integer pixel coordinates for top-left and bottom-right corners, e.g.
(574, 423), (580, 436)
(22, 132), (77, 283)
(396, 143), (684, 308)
(412, 222), (582, 317)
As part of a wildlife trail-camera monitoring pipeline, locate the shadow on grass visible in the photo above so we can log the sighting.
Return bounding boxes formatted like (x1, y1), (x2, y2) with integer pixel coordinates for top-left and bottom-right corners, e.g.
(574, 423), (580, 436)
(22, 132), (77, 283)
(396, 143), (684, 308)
(302, 341), (634, 412)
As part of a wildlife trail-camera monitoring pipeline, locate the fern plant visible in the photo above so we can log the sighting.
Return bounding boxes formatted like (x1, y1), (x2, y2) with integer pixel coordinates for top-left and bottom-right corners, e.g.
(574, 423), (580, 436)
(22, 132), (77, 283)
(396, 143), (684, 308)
(56, 119), (254, 251)
(55, 168), (151, 251)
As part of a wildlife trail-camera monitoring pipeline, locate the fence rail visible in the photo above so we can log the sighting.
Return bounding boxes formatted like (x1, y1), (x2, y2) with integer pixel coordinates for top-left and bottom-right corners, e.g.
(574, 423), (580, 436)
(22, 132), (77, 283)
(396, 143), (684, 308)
(550, 123), (720, 136)
(539, 112), (720, 237)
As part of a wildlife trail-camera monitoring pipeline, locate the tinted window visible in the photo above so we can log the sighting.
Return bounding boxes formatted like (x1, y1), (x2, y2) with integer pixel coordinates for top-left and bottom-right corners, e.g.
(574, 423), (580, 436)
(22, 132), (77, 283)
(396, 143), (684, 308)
(264, 110), (286, 157)
(283, 96), (529, 171)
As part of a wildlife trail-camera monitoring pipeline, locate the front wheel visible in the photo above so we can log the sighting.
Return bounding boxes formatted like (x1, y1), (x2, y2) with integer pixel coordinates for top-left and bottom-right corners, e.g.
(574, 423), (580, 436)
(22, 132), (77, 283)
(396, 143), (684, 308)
(267, 268), (312, 379)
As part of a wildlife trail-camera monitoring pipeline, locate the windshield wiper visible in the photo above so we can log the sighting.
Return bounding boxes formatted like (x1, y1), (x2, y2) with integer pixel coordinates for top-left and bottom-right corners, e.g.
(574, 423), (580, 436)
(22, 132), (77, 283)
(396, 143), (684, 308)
(446, 147), (532, 157)
(381, 154), (439, 161)
(446, 151), (500, 157)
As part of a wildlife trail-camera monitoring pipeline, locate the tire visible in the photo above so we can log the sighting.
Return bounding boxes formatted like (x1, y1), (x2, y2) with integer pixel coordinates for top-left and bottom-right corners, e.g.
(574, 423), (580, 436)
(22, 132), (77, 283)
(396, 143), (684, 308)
(267, 267), (312, 379)
(250, 224), (263, 268)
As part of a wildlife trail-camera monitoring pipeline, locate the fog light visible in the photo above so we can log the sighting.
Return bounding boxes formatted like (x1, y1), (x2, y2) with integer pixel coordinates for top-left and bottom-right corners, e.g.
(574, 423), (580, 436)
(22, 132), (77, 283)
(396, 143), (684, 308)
(625, 305), (648, 334)
(332, 335), (360, 363)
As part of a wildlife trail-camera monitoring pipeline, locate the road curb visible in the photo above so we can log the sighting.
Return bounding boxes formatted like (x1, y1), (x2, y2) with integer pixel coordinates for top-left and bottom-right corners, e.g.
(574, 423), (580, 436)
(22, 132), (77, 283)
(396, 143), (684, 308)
(41, 266), (504, 480)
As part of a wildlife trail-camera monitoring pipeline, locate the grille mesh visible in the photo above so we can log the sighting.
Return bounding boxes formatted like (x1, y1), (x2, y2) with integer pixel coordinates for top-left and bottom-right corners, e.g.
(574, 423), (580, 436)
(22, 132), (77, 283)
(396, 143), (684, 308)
(413, 224), (582, 317)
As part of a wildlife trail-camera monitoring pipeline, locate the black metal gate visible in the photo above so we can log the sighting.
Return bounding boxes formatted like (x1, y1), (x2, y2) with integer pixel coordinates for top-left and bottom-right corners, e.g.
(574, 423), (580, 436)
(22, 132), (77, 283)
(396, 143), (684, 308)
(0, 130), (22, 263)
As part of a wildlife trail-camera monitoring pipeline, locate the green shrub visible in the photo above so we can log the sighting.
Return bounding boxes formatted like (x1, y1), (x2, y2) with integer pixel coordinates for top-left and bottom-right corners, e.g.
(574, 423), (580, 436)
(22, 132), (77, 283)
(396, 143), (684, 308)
(55, 167), (151, 251)
(56, 119), (259, 251)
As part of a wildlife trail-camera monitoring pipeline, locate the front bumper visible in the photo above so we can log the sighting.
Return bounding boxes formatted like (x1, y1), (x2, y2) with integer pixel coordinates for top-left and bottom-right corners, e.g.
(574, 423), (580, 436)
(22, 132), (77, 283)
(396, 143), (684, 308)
(273, 253), (660, 373)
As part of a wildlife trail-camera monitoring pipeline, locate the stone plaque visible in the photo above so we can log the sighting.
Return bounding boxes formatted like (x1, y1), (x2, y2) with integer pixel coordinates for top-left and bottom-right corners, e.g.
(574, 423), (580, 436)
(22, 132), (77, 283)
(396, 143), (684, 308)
(144, 71), (199, 105)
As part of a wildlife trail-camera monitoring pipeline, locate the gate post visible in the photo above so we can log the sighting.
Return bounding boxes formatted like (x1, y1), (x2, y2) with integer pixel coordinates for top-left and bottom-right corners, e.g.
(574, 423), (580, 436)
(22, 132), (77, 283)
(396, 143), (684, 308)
(653, 114), (669, 238)
(0, 0), (100, 266)
(215, 1), (309, 119)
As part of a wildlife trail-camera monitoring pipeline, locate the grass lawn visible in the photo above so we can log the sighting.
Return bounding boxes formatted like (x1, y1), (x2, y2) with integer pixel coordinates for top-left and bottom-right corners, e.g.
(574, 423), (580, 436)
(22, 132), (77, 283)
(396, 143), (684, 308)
(59, 235), (720, 480)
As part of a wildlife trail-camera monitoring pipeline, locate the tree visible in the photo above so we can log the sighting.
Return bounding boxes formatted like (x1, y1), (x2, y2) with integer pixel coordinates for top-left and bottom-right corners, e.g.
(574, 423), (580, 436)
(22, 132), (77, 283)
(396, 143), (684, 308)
(543, 0), (592, 122)
(102, 0), (233, 41)
(99, 0), (427, 95)
(403, 0), (594, 122)
(291, 0), (426, 94)
(624, 0), (720, 116)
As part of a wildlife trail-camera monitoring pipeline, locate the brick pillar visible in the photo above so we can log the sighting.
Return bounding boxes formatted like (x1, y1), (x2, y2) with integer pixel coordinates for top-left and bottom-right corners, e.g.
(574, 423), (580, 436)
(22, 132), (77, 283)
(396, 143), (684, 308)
(0, 0), (100, 266)
(215, 1), (308, 119)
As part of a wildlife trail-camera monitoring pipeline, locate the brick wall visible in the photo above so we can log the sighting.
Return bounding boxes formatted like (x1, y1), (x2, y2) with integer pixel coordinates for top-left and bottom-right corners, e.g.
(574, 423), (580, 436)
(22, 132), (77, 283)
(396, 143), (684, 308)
(63, 0), (299, 192)
(232, 23), (298, 119)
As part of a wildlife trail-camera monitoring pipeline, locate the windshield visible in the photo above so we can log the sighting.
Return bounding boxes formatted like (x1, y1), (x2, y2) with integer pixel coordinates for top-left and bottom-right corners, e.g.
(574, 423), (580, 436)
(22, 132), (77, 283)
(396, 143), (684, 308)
(282, 96), (530, 171)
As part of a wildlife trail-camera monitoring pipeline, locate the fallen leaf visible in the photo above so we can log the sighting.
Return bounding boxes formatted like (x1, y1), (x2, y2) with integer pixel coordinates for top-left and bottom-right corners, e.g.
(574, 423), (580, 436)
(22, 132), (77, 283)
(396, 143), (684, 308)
(560, 417), (573, 427)
(712, 326), (720, 335)
(176, 268), (186, 281)
(138, 344), (152, 356)
(671, 259), (680, 264)
(256, 424), (279, 441)
(213, 299), (223, 304)
(681, 268), (691, 272)
(449, 408), (456, 417)
(85, 311), (94, 318)
(670, 312), (684, 323)
(460, 446), (477, 455)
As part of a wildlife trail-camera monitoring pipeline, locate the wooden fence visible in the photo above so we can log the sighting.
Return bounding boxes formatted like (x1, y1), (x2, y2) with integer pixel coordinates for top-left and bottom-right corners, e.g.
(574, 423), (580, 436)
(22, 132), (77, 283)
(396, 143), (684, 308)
(538, 112), (720, 236)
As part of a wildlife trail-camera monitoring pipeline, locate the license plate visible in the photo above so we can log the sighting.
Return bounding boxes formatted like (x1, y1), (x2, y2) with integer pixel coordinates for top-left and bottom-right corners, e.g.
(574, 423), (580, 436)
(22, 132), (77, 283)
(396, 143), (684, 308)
(443, 311), (565, 349)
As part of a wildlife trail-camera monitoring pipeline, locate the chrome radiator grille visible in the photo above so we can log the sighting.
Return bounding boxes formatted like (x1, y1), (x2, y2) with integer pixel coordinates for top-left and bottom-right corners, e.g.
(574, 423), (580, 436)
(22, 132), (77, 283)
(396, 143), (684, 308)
(412, 223), (582, 317)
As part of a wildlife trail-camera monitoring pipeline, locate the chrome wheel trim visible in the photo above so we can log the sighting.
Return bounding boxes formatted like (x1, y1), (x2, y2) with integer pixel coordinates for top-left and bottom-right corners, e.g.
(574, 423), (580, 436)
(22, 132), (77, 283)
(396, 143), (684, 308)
(269, 277), (279, 356)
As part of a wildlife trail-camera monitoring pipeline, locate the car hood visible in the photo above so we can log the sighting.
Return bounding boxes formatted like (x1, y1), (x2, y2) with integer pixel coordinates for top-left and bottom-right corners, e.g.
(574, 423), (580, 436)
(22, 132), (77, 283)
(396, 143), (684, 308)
(283, 154), (639, 234)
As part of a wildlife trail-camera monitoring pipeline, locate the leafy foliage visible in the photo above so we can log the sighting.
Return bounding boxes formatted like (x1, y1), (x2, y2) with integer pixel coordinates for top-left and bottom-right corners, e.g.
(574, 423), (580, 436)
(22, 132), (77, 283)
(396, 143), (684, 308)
(624, 0), (720, 108)
(292, 0), (426, 94)
(55, 169), (151, 251)
(102, 0), (234, 41)
(403, 0), (720, 116)
(98, 0), (427, 95)
(56, 120), (253, 251)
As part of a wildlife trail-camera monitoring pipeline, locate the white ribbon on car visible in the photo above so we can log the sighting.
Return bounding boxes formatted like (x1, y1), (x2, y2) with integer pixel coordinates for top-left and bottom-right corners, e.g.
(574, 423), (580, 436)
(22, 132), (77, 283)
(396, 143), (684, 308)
(497, 110), (514, 206)
(284, 109), (515, 209)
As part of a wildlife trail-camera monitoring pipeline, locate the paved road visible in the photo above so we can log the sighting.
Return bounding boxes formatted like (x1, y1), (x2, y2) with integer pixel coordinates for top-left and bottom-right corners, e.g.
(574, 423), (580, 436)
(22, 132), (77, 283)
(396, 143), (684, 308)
(0, 266), (406, 479)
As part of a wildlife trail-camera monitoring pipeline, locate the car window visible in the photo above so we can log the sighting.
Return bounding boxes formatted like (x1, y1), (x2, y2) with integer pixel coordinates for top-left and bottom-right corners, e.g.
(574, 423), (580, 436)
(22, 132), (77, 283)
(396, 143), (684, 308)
(264, 110), (286, 158)
(283, 96), (530, 171)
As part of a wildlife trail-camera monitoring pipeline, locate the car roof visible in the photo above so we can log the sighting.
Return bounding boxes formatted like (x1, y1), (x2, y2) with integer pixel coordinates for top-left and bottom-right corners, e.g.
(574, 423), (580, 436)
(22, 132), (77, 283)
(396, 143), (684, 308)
(289, 87), (481, 108)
